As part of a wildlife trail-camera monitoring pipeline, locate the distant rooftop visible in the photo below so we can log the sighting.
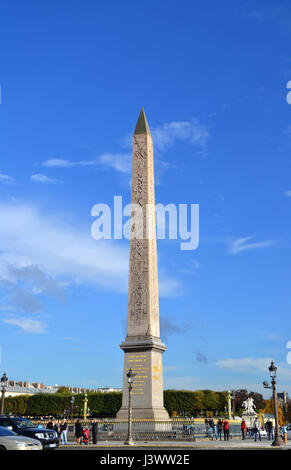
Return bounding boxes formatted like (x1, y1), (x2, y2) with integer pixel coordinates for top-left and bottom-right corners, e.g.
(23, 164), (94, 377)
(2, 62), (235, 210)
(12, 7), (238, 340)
(5, 380), (122, 396)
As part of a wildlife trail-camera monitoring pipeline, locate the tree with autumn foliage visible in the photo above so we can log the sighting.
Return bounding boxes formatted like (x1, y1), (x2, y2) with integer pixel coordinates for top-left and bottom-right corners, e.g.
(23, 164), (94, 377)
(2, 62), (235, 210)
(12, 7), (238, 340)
(260, 398), (284, 426)
(282, 399), (291, 424)
(233, 389), (266, 415)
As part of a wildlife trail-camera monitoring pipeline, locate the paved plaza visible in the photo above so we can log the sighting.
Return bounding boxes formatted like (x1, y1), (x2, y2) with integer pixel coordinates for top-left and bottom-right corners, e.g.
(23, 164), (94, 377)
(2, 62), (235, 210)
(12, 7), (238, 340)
(57, 438), (291, 450)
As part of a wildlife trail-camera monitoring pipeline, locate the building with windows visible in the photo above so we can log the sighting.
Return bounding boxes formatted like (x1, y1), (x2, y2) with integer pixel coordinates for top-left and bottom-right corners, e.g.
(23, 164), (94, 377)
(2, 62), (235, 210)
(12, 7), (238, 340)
(5, 380), (121, 397)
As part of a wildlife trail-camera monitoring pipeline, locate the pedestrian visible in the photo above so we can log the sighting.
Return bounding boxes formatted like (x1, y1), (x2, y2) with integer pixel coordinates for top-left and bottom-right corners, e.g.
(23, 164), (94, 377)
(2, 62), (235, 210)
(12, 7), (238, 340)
(47, 419), (54, 430)
(217, 419), (223, 440)
(60, 419), (68, 445)
(207, 417), (218, 440)
(91, 419), (98, 444)
(241, 419), (247, 440)
(223, 419), (229, 440)
(204, 418), (209, 437)
(82, 427), (90, 445)
(265, 419), (274, 441)
(54, 420), (61, 443)
(75, 420), (83, 445)
(253, 417), (261, 442)
(282, 424), (288, 444)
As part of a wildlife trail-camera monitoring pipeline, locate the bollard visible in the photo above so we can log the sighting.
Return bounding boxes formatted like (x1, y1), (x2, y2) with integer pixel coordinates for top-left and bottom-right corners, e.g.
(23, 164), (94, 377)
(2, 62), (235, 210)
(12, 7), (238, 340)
(284, 431), (287, 444)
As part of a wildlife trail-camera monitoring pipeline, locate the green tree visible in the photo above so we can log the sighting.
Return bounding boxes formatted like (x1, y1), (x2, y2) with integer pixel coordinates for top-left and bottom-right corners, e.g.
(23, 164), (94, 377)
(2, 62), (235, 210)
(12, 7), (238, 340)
(55, 387), (72, 395)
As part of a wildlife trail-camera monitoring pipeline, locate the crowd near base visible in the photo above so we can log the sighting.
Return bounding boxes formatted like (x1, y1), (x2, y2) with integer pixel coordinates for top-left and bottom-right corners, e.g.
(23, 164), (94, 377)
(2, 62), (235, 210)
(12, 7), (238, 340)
(39, 416), (286, 446)
(45, 418), (99, 445)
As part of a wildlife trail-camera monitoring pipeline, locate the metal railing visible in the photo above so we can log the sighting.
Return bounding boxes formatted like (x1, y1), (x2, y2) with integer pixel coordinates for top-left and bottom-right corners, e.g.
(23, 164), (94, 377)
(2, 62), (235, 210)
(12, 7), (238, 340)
(33, 418), (242, 441)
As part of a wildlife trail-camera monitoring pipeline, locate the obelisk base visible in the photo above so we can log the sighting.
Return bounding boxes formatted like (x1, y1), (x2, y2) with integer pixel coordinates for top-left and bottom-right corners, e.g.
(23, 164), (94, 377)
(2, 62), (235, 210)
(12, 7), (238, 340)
(116, 336), (169, 421)
(116, 407), (170, 420)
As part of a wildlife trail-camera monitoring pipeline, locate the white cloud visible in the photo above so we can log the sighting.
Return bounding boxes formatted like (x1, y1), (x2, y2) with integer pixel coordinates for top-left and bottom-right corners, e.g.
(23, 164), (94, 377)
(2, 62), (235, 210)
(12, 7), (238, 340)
(0, 202), (128, 292)
(98, 153), (131, 174)
(215, 357), (291, 383)
(159, 276), (182, 297)
(42, 159), (96, 168)
(0, 173), (14, 185)
(152, 119), (210, 152)
(284, 190), (291, 197)
(229, 236), (275, 254)
(121, 118), (210, 154)
(180, 259), (202, 274)
(0, 201), (179, 297)
(42, 118), (209, 177)
(30, 174), (62, 184)
(215, 357), (272, 373)
(42, 155), (132, 175)
(3, 316), (46, 334)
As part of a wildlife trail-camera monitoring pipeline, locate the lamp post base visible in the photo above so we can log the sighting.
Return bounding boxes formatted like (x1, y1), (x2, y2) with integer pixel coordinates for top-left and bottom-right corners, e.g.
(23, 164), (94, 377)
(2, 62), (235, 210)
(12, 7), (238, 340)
(271, 439), (281, 447)
(124, 439), (135, 446)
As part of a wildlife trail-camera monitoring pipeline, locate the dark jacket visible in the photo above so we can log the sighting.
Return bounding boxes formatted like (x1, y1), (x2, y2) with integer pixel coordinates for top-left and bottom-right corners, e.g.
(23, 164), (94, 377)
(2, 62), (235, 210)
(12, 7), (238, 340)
(217, 420), (223, 431)
(60, 422), (67, 432)
(209, 419), (215, 428)
(54, 423), (60, 435)
(92, 422), (98, 435)
(75, 422), (83, 438)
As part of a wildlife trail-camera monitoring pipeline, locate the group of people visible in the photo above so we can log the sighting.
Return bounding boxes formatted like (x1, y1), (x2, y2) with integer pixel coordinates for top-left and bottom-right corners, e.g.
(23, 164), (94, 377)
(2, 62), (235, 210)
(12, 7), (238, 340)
(46, 419), (68, 444)
(75, 419), (98, 445)
(45, 418), (99, 445)
(205, 418), (230, 440)
(39, 415), (280, 445)
(206, 417), (275, 442)
(241, 417), (274, 442)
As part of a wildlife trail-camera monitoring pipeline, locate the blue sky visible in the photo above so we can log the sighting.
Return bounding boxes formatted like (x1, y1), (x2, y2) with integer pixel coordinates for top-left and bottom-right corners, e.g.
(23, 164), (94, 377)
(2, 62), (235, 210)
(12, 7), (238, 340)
(0, 0), (291, 397)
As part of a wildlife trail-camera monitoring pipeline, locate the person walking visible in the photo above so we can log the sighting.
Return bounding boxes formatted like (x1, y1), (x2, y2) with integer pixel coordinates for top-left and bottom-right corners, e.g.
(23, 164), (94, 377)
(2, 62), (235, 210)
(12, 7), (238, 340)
(241, 419), (247, 440)
(54, 420), (61, 444)
(223, 419), (229, 441)
(265, 419), (274, 441)
(75, 420), (83, 445)
(47, 419), (54, 430)
(91, 419), (98, 445)
(60, 419), (68, 445)
(204, 418), (210, 437)
(207, 417), (218, 440)
(253, 417), (261, 442)
(217, 419), (223, 440)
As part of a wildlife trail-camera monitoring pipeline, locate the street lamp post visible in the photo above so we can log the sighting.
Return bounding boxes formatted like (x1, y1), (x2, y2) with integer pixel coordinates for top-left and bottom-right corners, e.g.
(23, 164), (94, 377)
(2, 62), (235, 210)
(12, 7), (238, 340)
(83, 393), (88, 421)
(231, 390), (236, 420)
(125, 368), (136, 446)
(71, 396), (75, 421)
(226, 390), (232, 420)
(263, 360), (281, 447)
(0, 372), (8, 415)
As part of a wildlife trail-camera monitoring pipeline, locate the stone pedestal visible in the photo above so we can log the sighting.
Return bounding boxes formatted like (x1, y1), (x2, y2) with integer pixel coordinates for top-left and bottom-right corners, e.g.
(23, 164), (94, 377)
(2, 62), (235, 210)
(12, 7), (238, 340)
(242, 412), (257, 428)
(116, 336), (169, 420)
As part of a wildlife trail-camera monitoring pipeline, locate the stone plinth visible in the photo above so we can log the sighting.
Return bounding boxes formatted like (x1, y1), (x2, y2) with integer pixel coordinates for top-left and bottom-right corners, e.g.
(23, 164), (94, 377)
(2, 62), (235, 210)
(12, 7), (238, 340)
(116, 337), (169, 420)
(242, 412), (257, 428)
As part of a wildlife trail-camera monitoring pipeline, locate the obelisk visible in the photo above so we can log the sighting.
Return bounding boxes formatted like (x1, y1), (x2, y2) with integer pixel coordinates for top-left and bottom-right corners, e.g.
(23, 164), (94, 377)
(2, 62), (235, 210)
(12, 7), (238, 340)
(117, 109), (169, 420)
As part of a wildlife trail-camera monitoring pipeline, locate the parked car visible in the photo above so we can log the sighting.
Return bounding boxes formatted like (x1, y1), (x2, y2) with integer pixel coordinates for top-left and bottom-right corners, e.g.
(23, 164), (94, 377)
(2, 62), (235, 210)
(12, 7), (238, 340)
(0, 416), (59, 449)
(0, 426), (42, 450)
